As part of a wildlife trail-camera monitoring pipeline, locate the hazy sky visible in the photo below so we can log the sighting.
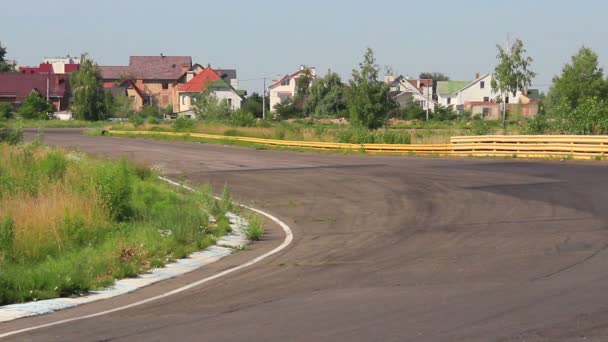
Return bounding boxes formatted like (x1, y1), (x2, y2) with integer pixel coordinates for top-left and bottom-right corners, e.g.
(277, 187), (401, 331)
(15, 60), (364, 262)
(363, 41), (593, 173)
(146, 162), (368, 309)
(2, 0), (607, 93)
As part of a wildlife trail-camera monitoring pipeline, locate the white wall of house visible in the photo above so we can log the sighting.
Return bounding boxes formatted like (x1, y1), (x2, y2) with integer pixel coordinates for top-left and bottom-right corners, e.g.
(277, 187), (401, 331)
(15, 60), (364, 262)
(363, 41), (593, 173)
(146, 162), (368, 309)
(393, 79), (436, 111)
(269, 78), (296, 111)
(437, 74), (523, 110)
(213, 89), (242, 110)
(269, 67), (317, 110)
(178, 90), (242, 113)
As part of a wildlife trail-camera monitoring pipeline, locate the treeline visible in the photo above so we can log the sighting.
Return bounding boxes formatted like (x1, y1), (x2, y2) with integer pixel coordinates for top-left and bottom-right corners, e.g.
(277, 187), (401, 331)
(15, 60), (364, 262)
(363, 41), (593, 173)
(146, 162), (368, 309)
(528, 47), (608, 134)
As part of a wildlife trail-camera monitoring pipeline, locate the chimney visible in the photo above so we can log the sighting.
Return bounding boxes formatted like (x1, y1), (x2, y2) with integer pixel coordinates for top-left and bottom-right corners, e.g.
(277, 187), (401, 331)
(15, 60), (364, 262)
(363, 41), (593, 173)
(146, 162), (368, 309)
(186, 71), (195, 82)
(160, 53), (164, 58)
(475, 72), (480, 79)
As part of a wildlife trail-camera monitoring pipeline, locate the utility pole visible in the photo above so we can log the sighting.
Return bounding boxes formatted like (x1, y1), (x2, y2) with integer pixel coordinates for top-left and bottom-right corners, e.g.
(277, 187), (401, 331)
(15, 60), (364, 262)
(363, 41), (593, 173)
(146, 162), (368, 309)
(426, 82), (430, 121)
(262, 78), (266, 120)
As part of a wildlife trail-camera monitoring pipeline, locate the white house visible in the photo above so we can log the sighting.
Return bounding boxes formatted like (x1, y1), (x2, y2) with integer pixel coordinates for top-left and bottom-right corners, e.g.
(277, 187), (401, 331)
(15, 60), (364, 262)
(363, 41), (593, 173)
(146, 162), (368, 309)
(436, 73), (523, 112)
(175, 66), (243, 118)
(387, 75), (436, 112)
(269, 65), (318, 110)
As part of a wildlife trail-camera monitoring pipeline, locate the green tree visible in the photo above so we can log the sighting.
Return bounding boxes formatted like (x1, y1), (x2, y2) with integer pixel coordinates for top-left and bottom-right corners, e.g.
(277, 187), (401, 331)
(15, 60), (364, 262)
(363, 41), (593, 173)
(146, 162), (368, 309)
(546, 47), (607, 113)
(346, 48), (394, 129)
(111, 94), (135, 118)
(304, 72), (347, 117)
(191, 91), (231, 120)
(273, 97), (300, 119)
(491, 38), (536, 127)
(70, 56), (108, 120)
(241, 92), (268, 118)
(0, 42), (15, 73)
(557, 97), (608, 134)
(17, 92), (54, 120)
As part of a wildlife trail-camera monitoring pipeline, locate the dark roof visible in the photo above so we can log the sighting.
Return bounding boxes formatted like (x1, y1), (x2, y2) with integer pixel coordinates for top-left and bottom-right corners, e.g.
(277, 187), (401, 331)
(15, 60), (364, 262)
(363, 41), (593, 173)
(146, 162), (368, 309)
(525, 89), (540, 100)
(98, 66), (131, 79)
(99, 56), (192, 80)
(216, 69), (237, 82)
(0, 73), (68, 100)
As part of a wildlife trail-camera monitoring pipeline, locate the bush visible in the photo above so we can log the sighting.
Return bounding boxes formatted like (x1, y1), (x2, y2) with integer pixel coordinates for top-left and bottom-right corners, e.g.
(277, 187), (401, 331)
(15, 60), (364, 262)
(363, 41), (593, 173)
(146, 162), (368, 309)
(525, 115), (551, 134)
(139, 105), (162, 119)
(147, 116), (159, 125)
(470, 120), (491, 135)
(17, 92), (54, 120)
(230, 110), (255, 127)
(557, 97), (608, 134)
(0, 126), (23, 145)
(0, 103), (12, 120)
(244, 213), (264, 241)
(129, 115), (144, 127)
(95, 160), (133, 221)
(172, 117), (196, 132)
(336, 127), (411, 144)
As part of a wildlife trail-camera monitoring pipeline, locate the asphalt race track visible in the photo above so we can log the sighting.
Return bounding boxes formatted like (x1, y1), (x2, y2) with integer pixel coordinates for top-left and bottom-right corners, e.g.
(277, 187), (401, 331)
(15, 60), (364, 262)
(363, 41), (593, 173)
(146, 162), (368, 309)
(3, 128), (608, 341)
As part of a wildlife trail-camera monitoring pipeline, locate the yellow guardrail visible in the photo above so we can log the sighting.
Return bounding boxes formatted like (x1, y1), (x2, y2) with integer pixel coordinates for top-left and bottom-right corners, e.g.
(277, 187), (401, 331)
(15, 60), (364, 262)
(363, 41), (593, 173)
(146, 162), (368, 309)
(108, 130), (608, 160)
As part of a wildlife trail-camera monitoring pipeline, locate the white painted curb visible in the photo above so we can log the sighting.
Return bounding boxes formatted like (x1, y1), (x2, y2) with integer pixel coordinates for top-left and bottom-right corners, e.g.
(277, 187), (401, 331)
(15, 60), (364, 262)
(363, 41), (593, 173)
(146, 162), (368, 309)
(0, 177), (293, 339)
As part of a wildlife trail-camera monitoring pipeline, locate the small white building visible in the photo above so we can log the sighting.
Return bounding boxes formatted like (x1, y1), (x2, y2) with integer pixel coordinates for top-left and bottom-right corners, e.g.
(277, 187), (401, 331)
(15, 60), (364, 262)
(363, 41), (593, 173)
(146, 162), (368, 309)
(387, 75), (436, 112)
(269, 65), (318, 110)
(42, 55), (81, 74)
(436, 73), (523, 112)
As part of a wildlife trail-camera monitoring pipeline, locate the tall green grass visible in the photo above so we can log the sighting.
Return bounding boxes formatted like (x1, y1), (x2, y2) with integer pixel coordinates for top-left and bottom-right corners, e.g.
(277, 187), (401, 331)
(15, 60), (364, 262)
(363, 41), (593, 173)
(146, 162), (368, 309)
(0, 144), (231, 304)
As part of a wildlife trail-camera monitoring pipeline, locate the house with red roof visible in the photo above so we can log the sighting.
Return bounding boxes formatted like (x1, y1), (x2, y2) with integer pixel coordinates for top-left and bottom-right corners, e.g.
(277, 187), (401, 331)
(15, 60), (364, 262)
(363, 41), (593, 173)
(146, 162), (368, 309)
(0, 73), (70, 111)
(99, 55), (193, 111)
(269, 65), (317, 110)
(175, 66), (244, 117)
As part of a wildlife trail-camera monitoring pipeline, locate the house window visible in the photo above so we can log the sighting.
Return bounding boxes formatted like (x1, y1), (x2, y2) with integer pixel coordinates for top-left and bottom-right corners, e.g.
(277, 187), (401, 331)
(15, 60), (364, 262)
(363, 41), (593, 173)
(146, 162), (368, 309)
(447, 97), (451, 105)
(505, 96), (509, 104)
(162, 82), (169, 90)
(181, 96), (186, 105)
(480, 81), (485, 89)
(482, 107), (490, 116)
(280, 79), (290, 86)
(227, 98), (232, 107)
(483, 96), (490, 102)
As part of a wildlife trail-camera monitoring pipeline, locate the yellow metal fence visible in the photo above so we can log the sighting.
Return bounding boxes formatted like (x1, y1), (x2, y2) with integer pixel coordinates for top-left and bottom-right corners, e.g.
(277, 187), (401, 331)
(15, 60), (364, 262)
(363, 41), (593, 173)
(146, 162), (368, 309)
(109, 130), (608, 160)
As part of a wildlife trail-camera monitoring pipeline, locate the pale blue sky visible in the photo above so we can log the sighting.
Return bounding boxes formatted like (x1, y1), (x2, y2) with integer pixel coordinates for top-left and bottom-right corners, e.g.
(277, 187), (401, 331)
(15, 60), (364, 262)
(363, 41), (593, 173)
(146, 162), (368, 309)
(2, 0), (607, 93)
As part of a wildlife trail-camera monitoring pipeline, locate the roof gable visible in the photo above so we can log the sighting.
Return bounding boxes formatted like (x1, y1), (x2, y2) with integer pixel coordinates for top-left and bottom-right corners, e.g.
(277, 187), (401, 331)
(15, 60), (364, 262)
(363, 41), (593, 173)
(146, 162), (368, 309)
(177, 67), (221, 92)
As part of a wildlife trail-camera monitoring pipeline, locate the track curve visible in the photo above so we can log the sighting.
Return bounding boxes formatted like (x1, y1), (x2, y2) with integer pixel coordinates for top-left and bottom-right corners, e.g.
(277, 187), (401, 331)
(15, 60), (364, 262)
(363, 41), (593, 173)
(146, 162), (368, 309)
(2, 129), (608, 341)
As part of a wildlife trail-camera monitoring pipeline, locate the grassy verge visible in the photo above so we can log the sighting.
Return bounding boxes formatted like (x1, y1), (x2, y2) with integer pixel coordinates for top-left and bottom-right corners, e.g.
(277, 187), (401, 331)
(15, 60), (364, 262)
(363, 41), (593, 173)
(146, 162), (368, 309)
(108, 118), (528, 144)
(0, 143), (234, 305)
(6, 119), (109, 129)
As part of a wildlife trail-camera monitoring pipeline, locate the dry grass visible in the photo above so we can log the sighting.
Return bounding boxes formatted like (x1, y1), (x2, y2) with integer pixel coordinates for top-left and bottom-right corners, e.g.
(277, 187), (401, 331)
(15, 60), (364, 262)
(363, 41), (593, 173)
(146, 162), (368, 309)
(1, 185), (107, 262)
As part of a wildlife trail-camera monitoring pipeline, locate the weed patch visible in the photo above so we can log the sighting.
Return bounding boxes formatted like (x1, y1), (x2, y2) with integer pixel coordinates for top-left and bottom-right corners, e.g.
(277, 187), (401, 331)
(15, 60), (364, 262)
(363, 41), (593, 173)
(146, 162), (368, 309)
(0, 144), (233, 305)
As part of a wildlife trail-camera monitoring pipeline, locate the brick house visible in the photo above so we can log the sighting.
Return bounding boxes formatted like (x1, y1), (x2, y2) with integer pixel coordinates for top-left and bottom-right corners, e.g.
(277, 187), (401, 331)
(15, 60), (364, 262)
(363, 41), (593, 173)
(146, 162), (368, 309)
(99, 55), (192, 111)
(0, 73), (70, 111)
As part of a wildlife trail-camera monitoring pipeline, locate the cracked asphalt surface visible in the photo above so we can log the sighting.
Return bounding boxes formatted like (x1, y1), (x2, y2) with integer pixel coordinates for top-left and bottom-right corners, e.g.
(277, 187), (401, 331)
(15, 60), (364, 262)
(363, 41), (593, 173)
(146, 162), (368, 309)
(2, 128), (608, 341)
